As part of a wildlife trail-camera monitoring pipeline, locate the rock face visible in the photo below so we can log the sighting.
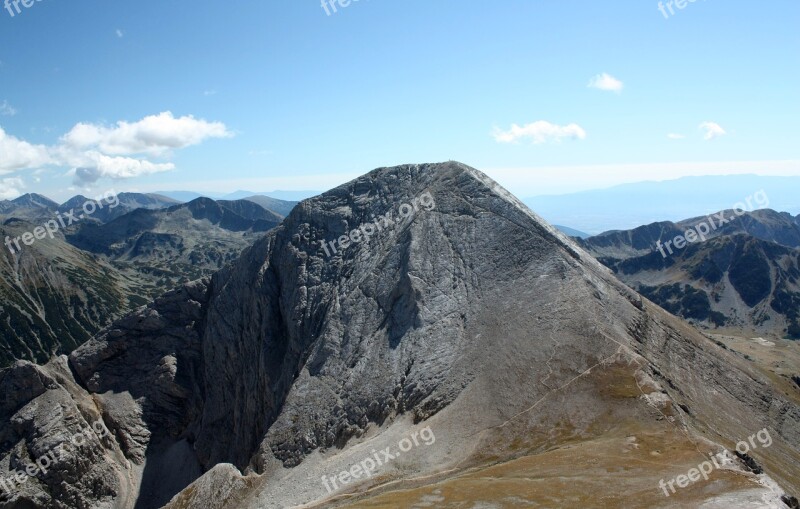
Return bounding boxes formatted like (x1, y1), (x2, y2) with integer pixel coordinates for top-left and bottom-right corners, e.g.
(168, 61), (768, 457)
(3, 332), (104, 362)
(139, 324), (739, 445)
(1, 163), (799, 509)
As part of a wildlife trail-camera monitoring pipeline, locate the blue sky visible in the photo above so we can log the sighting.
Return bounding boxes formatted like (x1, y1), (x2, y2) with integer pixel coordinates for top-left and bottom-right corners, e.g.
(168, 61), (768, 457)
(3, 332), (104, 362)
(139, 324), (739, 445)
(0, 0), (798, 201)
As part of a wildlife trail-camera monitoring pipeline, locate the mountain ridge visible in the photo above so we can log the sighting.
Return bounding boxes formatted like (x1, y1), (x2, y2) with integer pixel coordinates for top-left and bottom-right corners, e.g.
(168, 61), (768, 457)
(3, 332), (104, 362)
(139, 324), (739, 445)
(578, 209), (800, 338)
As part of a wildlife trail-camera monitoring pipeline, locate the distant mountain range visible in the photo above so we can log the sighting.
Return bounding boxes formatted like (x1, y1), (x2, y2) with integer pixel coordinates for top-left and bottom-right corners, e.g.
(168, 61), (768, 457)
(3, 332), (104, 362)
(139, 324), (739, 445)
(554, 225), (590, 239)
(0, 192), (295, 367)
(578, 208), (800, 339)
(150, 190), (302, 216)
(156, 189), (317, 203)
(0, 191), (298, 224)
(526, 175), (800, 234)
(0, 192), (180, 223)
(66, 197), (282, 283)
(239, 195), (298, 217)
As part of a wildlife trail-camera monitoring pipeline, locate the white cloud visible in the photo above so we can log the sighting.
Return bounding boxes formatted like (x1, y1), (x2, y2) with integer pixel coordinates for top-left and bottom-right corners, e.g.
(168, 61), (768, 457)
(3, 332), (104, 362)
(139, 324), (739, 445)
(588, 73), (624, 93)
(116, 29), (124, 38)
(493, 121), (587, 144)
(1, 100), (17, 116)
(0, 128), (53, 174)
(61, 151), (176, 185)
(1, 112), (231, 184)
(61, 111), (232, 157)
(699, 121), (727, 140)
(667, 133), (686, 140)
(0, 177), (25, 200)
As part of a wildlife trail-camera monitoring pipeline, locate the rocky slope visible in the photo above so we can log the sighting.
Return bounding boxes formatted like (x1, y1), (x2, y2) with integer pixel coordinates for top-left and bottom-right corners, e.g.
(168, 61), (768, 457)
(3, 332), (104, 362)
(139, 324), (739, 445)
(0, 198), (281, 369)
(1, 163), (799, 509)
(578, 211), (800, 338)
(0, 219), (140, 368)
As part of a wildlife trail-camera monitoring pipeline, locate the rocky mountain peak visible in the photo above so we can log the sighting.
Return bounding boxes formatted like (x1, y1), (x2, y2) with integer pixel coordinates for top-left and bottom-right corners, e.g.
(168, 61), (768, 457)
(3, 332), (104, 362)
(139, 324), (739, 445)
(1, 162), (798, 509)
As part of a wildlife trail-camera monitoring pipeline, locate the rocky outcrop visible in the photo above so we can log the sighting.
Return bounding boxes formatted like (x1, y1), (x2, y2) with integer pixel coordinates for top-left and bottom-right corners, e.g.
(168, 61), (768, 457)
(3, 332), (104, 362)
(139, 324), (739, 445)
(0, 279), (211, 508)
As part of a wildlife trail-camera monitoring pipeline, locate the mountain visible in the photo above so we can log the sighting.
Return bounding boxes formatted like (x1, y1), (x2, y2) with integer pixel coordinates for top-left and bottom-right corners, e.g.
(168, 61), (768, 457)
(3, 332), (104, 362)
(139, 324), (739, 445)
(222, 189), (318, 201)
(113, 192), (180, 211)
(604, 234), (800, 338)
(1, 163), (797, 509)
(580, 208), (800, 260)
(65, 197), (282, 291)
(0, 192), (179, 226)
(555, 224), (590, 238)
(158, 190), (318, 204)
(154, 191), (215, 202)
(154, 192), (299, 217)
(10, 193), (59, 210)
(578, 209), (800, 339)
(56, 192), (180, 224)
(0, 219), (137, 367)
(241, 195), (298, 217)
(525, 175), (800, 234)
(0, 193), (59, 221)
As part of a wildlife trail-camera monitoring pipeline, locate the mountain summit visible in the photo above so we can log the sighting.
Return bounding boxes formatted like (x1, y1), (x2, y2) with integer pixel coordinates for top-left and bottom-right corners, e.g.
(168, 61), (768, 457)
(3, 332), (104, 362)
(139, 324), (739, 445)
(1, 163), (798, 508)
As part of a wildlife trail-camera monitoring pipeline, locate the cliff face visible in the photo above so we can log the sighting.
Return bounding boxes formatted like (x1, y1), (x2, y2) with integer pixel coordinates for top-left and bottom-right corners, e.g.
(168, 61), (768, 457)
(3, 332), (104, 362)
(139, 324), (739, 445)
(1, 163), (799, 509)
